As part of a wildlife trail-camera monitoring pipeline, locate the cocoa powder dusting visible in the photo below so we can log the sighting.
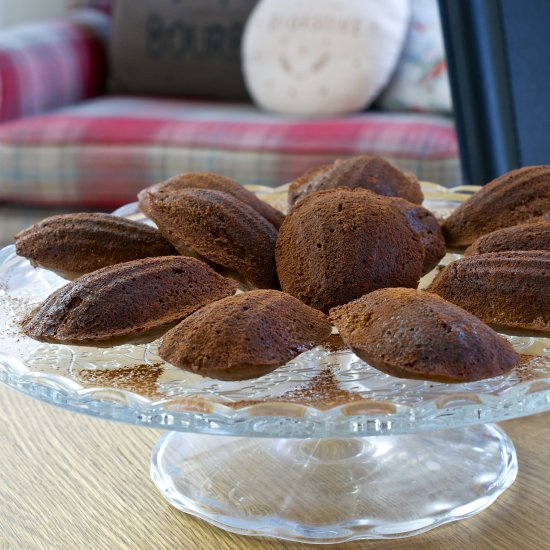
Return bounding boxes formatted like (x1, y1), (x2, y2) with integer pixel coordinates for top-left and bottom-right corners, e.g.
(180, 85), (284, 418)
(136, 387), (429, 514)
(278, 368), (364, 407)
(515, 354), (550, 382)
(78, 363), (164, 399)
(320, 333), (347, 352)
(0, 281), (38, 339)
(229, 368), (363, 410)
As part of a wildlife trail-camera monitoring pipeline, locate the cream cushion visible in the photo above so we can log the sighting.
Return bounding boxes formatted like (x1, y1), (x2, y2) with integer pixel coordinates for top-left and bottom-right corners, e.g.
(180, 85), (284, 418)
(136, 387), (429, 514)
(242, 0), (410, 116)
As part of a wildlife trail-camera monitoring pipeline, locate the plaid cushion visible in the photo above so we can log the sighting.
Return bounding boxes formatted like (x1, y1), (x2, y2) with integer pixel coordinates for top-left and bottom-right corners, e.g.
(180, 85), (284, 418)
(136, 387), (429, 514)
(0, 11), (109, 123)
(0, 96), (460, 207)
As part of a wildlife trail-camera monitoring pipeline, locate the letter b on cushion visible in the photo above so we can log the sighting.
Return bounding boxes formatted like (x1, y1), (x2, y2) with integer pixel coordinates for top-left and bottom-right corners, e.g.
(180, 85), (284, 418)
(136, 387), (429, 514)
(242, 0), (410, 116)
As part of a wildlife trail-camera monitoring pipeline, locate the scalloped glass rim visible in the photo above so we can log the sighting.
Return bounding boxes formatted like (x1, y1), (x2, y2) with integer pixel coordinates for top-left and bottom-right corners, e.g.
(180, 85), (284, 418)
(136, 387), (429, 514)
(1, 182), (550, 439)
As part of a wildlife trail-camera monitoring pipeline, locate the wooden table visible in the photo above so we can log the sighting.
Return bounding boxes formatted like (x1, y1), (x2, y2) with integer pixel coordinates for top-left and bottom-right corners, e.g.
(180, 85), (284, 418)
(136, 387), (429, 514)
(1, 383), (549, 550)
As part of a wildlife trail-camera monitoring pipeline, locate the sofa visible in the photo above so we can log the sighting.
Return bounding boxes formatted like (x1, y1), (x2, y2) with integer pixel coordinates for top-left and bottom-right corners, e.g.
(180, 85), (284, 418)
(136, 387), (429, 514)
(0, 1), (460, 246)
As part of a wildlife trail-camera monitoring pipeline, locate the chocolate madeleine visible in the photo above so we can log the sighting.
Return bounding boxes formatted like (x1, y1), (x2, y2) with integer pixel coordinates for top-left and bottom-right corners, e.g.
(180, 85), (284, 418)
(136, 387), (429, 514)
(330, 288), (519, 382)
(276, 188), (425, 313)
(387, 197), (446, 274)
(147, 188), (279, 289)
(464, 221), (550, 256)
(15, 213), (177, 279)
(288, 155), (423, 208)
(159, 290), (332, 380)
(428, 251), (550, 334)
(138, 172), (284, 229)
(22, 256), (238, 346)
(442, 166), (550, 248)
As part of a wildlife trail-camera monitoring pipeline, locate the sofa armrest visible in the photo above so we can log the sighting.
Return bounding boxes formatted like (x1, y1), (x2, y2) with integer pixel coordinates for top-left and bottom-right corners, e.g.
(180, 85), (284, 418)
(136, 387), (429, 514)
(0, 9), (110, 123)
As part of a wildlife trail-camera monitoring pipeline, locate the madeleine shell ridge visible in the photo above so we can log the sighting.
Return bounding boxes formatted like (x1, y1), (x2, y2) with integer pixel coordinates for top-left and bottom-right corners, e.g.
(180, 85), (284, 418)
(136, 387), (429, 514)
(427, 251), (550, 334)
(147, 188), (279, 289)
(288, 155), (424, 208)
(15, 212), (176, 278)
(138, 171), (284, 229)
(463, 221), (550, 256)
(22, 256), (238, 345)
(442, 165), (550, 247)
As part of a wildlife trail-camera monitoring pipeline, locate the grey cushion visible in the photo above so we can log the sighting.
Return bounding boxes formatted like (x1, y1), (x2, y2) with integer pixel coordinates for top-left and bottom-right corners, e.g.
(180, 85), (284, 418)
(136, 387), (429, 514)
(108, 0), (257, 99)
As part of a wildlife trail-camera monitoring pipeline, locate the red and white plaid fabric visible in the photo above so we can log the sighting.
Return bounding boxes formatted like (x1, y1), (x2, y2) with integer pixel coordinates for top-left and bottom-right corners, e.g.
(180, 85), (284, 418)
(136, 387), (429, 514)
(0, 96), (460, 207)
(0, 3), (460, 208)
(0, 10), (109, 123)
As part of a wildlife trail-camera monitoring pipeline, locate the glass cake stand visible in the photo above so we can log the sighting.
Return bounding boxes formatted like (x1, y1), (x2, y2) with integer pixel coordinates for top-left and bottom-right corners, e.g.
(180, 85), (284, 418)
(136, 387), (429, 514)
(1, 184), (549, 544)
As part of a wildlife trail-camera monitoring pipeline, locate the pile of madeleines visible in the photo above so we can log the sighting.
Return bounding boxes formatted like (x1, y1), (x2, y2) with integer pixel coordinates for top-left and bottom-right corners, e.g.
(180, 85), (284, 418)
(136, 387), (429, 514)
(13, 156), (550, 383)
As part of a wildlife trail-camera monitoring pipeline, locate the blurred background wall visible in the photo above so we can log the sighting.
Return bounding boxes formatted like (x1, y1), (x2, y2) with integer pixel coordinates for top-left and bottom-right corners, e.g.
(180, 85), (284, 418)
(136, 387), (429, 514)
(0, 0), (70, 28)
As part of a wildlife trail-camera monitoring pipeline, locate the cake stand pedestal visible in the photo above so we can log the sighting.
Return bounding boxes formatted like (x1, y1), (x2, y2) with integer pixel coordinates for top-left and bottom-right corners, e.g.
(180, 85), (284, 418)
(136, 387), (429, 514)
(151, 424), (516, 543)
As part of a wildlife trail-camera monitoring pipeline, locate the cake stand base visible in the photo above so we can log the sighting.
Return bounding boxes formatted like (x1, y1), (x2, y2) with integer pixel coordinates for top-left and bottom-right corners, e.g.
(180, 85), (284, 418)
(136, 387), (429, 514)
(150, 424), (517, 543)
